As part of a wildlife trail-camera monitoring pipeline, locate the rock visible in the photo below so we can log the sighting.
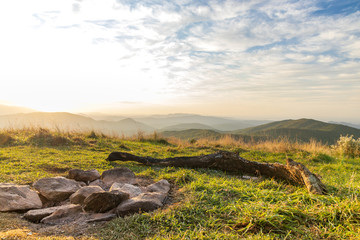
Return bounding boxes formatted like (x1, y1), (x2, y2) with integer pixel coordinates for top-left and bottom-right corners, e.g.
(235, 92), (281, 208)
(116, 192), (165, 217)
(140, 192), (167, 203)
(24, 205), (75, 223)
(89, 179), (107, 190)
(82, 191), (129, 213)
(146, 179), (170, 194)
(85, 213), (117, 223)
(33, 177), (85, 202)
(68, 169), (100, 183)
(70, 186), (104, 205)
(101, 167), (136, 187)
(110, 183), (142, 198)
(0, 184), (42, 212)
(41, 204), (83, 225)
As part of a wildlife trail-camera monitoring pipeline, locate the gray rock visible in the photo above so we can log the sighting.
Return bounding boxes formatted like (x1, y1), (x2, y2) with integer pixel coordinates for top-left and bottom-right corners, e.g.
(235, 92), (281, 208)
(41, 204), (83, 225)
(33, 177), (85, 202)
(88, 179), (107, 190)
(110, 183), (142, 198)
(70, 186), (104, 205)
(101, 167), (136, 187)
(116, 192), (165, 217)
(83, 191), (129, 213)
(68, 169), (100, 183)
(85, 213), (117, 223)
(0, 184), (42, 212)
(24, 205), (75, 223)
(146, 179), (170, 194)
(140, 192), (167, 203)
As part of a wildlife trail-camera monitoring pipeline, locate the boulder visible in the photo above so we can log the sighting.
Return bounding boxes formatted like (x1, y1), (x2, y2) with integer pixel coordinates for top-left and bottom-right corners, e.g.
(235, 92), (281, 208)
(41, 204), (83, 225)
(89, 179), (107, 190)
(110, 183), (142, 198)
(70, 186), (104, 205)
(0, 184), (42, 212)
(24, 205), (75, 223)
(116, 192), (165, 217)
(146, 179), (170, 194)
(33, 177), (85, 202)
(82, 191), (129, 213)
(68, 169), (100, 183)
(101, 167), (136, 187)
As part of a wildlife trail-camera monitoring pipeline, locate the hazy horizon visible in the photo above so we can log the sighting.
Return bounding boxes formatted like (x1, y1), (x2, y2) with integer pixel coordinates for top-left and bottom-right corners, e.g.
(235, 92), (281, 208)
(1, 1), (359, 122)
(1, 103), (360, 124)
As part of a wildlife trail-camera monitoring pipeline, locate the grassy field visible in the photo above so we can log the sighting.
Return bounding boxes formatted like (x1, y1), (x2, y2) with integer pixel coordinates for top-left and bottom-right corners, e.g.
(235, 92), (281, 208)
(0, 129), (360, 239)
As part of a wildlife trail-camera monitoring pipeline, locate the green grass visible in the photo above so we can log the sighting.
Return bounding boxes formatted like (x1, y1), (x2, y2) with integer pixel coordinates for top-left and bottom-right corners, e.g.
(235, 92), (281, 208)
(1, 129), (360, 239)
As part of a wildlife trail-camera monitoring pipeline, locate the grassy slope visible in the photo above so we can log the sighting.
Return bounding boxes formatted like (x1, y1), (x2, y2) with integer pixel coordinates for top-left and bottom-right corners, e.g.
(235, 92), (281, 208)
(161, 129), (223, 140)
(235, 118), (360, 144)
(1, 129), (360, 239)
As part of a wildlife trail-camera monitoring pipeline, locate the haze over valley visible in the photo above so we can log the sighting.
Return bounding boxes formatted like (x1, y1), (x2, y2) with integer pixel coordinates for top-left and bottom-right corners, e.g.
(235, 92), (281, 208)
(1, 104), (359, 145)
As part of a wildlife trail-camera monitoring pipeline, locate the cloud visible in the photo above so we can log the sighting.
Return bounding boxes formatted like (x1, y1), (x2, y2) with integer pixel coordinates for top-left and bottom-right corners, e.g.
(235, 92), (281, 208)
(0, 0), (359, 119)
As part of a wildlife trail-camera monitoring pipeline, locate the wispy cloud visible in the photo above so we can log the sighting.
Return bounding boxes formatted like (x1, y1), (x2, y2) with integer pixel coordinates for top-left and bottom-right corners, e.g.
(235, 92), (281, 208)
(0, 0), (359, 119)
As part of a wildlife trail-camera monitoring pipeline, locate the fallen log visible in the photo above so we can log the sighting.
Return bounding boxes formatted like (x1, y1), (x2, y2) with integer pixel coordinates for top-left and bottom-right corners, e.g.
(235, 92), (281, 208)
(106, 151), (327, 194)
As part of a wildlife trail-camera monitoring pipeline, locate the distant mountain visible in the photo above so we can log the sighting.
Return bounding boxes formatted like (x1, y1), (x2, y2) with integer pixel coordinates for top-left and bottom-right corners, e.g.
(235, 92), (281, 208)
(0, 112), (154, 136)
(132, 114), (269, 131)
(234, 118), (360, 144)
(0, 104), (36, 115)
(79, 112), (127, 121)
(329, 121), (360, 129)
(160, 123), (217, 132)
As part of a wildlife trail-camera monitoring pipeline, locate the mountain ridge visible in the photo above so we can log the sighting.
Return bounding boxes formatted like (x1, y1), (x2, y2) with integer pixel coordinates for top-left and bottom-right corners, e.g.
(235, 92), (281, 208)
(234, 118), (360, 144)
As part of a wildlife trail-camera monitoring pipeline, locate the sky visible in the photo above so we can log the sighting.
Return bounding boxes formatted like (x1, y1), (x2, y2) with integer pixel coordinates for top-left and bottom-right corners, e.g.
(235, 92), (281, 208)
(0, 0), (359, 121)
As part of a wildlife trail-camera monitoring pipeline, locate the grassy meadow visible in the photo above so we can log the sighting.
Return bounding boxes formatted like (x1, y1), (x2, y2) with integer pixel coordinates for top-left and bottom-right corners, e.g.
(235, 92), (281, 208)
(0, 128), (360, 239)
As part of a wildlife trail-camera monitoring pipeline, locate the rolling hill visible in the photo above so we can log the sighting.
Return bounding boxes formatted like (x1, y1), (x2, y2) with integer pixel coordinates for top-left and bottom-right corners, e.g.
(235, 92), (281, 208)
(131, 114), (269, 131)
(159, 123), (217, 132)
(161, 129), (222, 140)
(0, 104), (36, 115)
(0, 112), (154, 136)
(234, 118), (360, 144)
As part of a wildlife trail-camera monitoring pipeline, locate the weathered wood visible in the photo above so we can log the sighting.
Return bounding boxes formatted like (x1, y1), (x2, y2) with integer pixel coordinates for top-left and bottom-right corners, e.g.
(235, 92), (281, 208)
(106, 151), (327, 194)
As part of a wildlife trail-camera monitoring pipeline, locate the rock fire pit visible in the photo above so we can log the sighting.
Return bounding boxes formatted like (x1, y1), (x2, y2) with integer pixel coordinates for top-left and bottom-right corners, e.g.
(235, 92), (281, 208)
(0, 167), (170, 225)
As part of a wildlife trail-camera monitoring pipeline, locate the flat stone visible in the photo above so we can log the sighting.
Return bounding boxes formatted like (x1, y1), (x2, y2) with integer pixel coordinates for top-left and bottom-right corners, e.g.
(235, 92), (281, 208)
(116, 192), (165, 217)
(33, 177), (85, 202)
(101, 167), (136, 187)
(70, 186), (104, 205)
(83, 191), (129, 213)
(68, 169), (100, 183)
(242, 175), (259, 181)
(0, 184), (42, 212)
(24, 205), (75, 223)
(140, 192), (167, 203)
(146, 179), (170, 194)
(41, 204), (83, 225)
(110, 183), (142, 198)
(85, 213), (117, 223)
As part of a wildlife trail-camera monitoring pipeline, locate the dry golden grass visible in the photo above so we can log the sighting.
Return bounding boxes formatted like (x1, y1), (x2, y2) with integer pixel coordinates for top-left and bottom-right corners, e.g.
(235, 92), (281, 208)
(179, 134), (332, 155)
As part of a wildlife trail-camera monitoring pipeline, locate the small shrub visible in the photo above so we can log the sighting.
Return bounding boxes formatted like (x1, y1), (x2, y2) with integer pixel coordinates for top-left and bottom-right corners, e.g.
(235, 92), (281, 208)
(88, 130), (98, 139)
(189, 138), (197, 144)
(137, 130), (145, 141)
(332, 135), (360, 158)
(0, 133), (14, 145)
(28, 128), (72, 146)
(156, 138), (169, 145)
